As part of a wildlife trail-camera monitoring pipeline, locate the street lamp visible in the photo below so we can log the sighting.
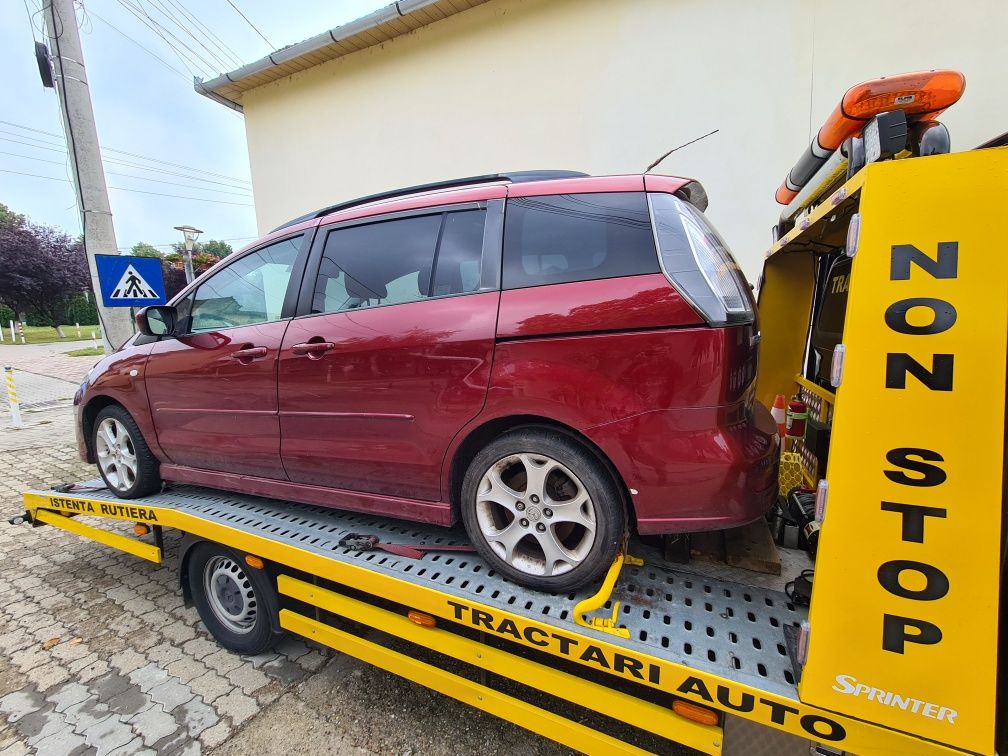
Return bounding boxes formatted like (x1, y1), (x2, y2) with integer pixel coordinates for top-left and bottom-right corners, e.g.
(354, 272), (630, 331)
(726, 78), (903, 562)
(173, 225), (203, 284)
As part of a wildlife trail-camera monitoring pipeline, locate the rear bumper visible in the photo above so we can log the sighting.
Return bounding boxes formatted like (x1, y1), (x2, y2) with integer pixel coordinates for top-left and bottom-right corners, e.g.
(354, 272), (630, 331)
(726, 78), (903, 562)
(585, 400), (779, 535)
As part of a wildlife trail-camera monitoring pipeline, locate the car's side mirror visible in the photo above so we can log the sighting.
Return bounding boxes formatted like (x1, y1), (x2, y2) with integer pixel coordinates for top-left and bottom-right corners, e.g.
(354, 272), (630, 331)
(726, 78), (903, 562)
(136, 305), (177, 337)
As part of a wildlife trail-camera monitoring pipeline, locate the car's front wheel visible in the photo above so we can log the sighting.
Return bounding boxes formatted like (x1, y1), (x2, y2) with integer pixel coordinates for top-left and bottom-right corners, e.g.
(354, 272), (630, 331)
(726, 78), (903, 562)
(92, 404), (162, 498)
(460, 429), (626, 592)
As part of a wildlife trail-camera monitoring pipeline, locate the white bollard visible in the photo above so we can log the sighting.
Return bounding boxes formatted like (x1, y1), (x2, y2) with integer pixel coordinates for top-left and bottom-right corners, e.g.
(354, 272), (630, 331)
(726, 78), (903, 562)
(91, 331), (98, 349)
(4, 366), (22, 429)
(8, 320), (13, 342)
(0, 322), (4, 342)
(76, 322), (81, 338)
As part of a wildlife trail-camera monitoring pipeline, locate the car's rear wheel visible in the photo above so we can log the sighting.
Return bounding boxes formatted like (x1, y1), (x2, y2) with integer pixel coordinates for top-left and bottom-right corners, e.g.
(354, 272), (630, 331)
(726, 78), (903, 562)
(92, 405), (161, 498)
(460, 429), (626, 592)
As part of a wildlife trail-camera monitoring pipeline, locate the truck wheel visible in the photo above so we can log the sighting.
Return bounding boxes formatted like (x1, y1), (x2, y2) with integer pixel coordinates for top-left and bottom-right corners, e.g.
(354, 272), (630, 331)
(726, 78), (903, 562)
(460, 429), (627, 592)
(92, 405), (161, 498)
(187, 542), (277, 655)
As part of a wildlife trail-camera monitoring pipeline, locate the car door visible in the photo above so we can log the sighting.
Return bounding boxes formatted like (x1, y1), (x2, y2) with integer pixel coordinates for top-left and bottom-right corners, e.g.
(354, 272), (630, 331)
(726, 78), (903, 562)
(278, 199), (502, 501)
(145, 233), (309, 479)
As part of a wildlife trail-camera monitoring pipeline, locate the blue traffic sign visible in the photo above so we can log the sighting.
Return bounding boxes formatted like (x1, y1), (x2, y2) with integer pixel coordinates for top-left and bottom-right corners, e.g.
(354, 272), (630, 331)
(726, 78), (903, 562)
(95, 255), (167, 308)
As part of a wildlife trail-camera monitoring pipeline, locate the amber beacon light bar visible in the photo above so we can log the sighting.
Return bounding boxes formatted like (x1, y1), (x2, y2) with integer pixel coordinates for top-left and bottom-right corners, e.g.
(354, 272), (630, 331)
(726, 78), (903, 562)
(775, 69), (965, 210)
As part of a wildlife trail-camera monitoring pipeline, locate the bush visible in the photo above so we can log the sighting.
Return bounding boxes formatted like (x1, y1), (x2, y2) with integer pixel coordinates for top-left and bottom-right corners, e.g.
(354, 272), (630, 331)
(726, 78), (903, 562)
(0, 293), (98, 326)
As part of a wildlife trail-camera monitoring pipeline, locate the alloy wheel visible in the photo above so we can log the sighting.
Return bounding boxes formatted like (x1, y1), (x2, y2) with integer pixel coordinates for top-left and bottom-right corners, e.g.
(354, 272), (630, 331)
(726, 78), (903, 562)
(95, 417), (139, 492)
(474, 453), (597, 577)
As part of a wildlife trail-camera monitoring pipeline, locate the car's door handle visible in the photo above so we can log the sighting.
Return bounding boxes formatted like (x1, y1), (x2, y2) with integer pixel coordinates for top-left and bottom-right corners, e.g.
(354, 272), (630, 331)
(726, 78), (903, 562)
(231, 346), (268, 361)
(291, 341), (336, 358)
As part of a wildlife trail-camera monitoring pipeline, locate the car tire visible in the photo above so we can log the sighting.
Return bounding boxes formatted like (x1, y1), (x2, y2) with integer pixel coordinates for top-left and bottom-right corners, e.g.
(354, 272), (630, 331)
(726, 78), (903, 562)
(187, 542), (278, 655)
(460, 428), (627, 592)
(92, 404), (162, 498)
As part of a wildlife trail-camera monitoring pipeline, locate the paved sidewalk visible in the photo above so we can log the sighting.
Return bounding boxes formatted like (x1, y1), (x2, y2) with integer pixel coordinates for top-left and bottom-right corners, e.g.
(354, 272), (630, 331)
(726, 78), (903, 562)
(0, 341), (101, 385)
(0, 352), (578, 755)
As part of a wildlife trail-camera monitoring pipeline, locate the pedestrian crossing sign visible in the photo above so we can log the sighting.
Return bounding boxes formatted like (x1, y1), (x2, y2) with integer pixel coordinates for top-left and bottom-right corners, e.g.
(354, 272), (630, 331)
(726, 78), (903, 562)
(95, 254), (167, 307)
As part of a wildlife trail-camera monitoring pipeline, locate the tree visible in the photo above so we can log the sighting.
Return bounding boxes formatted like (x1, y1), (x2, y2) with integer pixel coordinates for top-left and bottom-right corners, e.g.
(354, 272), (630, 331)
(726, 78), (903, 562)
(0, 202), (25, 228)
(0, 221), (89, 335)
(131, 242), (163, 258)
(201, 239), (233, 258)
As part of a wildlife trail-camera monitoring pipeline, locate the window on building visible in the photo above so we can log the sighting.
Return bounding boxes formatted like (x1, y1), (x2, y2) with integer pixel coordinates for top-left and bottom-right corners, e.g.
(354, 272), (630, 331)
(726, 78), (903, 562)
(189, 235), (301, 331)
(502, 193), (659, 289)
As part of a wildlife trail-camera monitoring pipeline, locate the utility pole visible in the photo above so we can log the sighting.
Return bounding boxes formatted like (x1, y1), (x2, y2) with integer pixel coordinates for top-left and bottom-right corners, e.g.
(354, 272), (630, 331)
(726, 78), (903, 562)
(42, 0), (133, 353)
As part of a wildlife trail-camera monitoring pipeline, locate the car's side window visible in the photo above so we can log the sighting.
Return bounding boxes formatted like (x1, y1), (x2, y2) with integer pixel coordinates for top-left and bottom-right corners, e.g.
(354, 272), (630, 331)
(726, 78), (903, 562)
(189, 235), (301, 332)
(312, 209), (486, 314)
(501, 192), (658, 290)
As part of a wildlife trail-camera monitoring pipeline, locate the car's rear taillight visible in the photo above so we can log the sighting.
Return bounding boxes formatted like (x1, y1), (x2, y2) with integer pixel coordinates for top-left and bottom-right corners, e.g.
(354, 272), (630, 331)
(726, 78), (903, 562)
(647, 192), (755, 326)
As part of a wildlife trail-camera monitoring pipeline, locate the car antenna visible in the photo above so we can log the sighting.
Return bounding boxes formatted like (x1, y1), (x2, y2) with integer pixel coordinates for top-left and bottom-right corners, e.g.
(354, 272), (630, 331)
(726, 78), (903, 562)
(645, 129), (719, 172)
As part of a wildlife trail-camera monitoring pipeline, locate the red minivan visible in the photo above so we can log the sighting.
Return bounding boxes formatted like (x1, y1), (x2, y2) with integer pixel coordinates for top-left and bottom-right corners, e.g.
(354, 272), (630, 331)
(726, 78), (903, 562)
(75, 171), (778, 590)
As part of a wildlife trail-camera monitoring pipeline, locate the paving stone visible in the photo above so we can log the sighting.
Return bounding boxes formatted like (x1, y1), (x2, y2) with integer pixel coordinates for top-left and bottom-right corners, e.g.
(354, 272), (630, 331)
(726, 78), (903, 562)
(104, 685), (151, 719)
(274, 637), (310, 661)
(161, 622), (196, 645)
(81, 715), (134, 756)
(91, 672), (133, 701)
(26, 662), (71, 693)
(296, 650), (328, 672)
(46, 682), (91, 714)
(16, 705), (61, 741)
(8, 646), (48, 673)
(164, 657), (206, 685)
(106, 736), (155, 756)
(147, 680), (194, 714)
(209, 688), (258, 727)
(186, 672), (230, 705)
(0, 690), (46, 723)
(223, 663), (269, 695)
(128, 665), (168, 695)
(202, 650), (242, 676)
(146, 643), (183, 665)
(197, 718), (230, 748)
(24, 709), (70, 747)
(66, 653), (100, 676)
(180, 638), (217, 661)
(77, 659), (111, 684)
(62, 696), (113, 734)
(261, 656), (308, 686)
(129, 704), (178, 746)
(108, 648), (147, 678)
(172, 695), (217, 740)
(28, 725), (87, 756)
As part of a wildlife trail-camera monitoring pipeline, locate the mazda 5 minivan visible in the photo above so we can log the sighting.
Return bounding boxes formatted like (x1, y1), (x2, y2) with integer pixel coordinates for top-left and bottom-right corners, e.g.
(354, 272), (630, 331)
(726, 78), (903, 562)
(75, 170), (778, 590)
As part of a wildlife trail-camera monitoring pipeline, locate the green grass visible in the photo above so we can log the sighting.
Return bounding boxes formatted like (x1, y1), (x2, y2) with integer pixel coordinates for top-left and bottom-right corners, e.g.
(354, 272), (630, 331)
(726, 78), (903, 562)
(1, 325), (100, 344)
(65, 347), (105, 357)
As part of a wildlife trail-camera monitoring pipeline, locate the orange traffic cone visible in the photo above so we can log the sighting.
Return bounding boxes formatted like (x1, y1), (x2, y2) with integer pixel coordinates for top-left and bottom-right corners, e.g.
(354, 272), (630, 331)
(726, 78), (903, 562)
(771, 394), (787, 437)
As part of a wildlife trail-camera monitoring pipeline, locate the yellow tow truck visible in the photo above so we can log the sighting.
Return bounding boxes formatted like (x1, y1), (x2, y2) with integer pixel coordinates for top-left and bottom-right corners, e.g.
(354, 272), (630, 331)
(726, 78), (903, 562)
(11, 76), (1007, 755)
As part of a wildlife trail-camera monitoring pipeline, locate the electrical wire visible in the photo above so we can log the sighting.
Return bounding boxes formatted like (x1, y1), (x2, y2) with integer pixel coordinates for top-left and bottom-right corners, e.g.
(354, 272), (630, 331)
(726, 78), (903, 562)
(113, 0), (209, 77)
(0, 150), (253, 196)
(0, 168), (255, 206)
(145, 0), (234, 72)
(223, 0), (274, 49)
(163, 0), (244, 69)
(85, 8), (189, 79)
(0, 121), (252, 184)
(0, 136), (253, 190)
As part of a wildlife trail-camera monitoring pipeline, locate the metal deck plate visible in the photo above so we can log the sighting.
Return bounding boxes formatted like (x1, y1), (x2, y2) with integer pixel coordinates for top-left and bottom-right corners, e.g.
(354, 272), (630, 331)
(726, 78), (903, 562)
(31, 483), (806, 699)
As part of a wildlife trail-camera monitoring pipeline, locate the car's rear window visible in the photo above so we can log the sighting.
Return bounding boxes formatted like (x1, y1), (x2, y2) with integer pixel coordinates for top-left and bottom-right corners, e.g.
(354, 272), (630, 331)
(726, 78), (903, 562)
(502, 192), (658, 290)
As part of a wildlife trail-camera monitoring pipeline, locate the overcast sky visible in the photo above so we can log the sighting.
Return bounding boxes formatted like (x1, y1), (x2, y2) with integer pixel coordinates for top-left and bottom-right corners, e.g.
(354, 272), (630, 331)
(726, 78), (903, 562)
(2, 0), (384, 252)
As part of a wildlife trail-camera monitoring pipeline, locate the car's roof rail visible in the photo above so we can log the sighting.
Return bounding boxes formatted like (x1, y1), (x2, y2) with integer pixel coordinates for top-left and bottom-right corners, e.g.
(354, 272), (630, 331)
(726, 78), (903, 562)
(270, 170), (589, 233)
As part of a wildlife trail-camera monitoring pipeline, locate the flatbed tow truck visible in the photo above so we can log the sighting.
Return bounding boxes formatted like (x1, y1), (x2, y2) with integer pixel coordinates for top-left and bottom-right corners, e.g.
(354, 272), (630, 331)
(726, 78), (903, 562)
(10, 114), (1007, 754)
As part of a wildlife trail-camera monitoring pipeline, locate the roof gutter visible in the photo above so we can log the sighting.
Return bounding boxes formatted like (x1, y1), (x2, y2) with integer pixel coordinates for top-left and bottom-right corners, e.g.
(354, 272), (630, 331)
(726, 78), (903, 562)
(194, 0), (443, 112)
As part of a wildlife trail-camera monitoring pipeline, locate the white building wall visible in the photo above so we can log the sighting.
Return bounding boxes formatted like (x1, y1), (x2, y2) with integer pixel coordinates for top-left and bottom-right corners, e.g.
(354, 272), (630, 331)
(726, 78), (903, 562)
(240, 0), (1006, 278)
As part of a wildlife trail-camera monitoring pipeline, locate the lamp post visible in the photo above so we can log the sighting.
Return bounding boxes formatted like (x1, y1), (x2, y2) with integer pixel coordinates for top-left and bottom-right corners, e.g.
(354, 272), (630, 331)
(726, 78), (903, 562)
(173, 225), (203, 284)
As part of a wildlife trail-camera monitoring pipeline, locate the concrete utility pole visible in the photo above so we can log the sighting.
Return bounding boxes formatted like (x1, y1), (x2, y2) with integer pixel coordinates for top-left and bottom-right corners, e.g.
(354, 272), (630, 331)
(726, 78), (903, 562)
(42, 0), (133, 353)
